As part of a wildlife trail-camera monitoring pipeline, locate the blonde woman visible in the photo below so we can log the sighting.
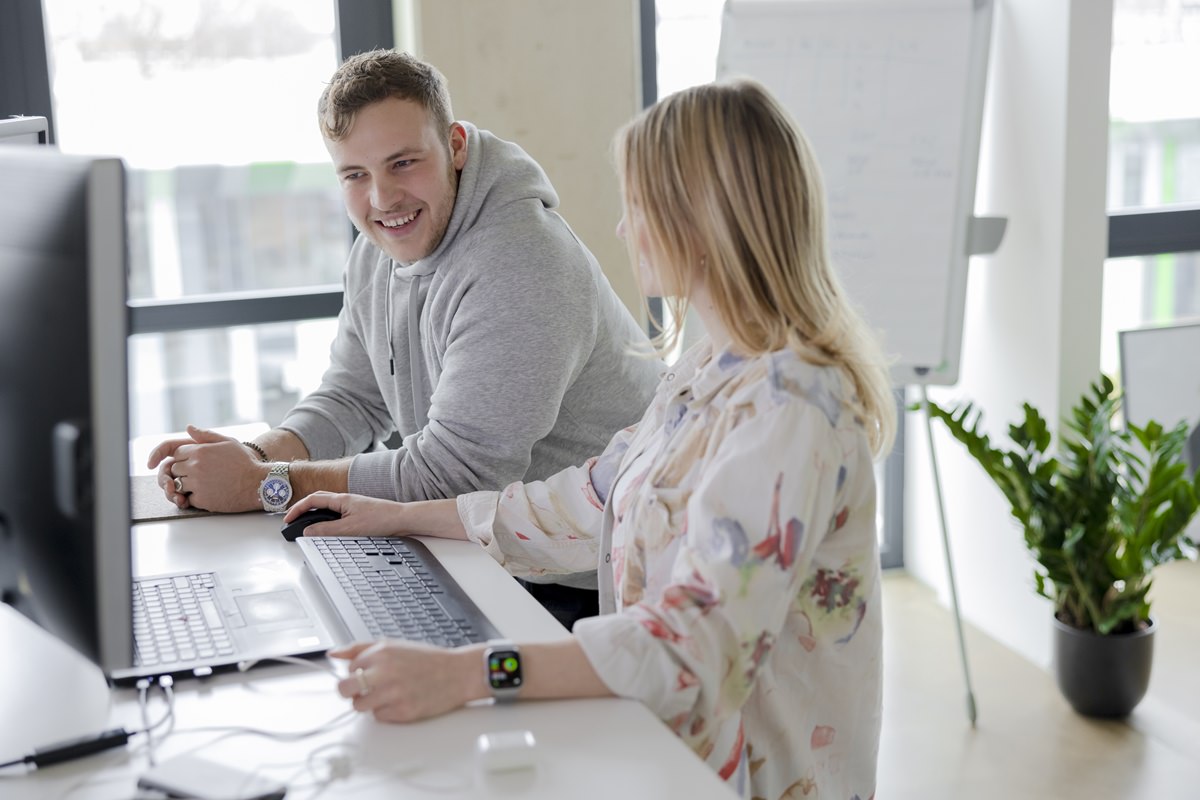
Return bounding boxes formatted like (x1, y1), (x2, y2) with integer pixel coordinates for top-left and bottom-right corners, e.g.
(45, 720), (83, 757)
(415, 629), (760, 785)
(286, 79), (896, 799)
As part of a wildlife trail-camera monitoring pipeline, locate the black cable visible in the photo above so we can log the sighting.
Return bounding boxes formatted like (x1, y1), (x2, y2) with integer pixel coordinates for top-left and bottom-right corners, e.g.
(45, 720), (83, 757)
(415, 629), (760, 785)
(0, 727), (132, 769)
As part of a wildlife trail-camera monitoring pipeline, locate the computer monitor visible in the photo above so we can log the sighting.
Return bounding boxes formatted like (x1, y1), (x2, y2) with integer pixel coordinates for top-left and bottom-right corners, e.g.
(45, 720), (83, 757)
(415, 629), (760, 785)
(1118, 321), (1200, 433)
(0, 147), (133, 677)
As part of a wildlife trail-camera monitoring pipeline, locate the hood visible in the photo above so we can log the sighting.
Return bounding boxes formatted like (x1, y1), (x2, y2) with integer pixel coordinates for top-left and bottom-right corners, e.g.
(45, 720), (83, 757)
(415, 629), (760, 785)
(417, 122), (560, 267)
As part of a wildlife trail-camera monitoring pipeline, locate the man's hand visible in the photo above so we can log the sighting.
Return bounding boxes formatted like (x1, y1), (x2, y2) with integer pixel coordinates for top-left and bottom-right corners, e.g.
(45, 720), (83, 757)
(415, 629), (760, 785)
(147, 424), (266, 512)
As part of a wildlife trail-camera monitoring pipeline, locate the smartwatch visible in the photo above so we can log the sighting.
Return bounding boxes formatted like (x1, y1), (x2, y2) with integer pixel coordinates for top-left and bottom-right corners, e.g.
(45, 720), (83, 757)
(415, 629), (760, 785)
(258, 462), (293, 513)
(484, 639), (522, 702)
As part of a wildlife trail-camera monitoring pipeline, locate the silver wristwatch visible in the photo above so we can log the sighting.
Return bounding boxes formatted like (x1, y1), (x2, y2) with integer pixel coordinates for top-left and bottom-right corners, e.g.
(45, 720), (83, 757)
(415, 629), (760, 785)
(258, 462), (293, 513)
(483, 639), (522, 701)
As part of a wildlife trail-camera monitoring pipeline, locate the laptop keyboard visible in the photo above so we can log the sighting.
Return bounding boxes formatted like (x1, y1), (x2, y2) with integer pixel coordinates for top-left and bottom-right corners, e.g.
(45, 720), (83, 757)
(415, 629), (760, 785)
(303, 537), (498, 647)
(132, 572), (236, 667)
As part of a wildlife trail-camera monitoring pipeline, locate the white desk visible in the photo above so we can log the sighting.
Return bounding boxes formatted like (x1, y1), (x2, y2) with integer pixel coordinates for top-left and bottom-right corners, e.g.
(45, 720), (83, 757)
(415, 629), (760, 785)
(0, 515), (735, 799)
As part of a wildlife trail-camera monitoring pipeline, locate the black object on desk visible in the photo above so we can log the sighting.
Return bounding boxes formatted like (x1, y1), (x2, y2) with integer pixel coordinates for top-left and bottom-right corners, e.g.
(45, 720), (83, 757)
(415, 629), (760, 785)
(0, 727), (131, 770)
(280, 508), (342, 541)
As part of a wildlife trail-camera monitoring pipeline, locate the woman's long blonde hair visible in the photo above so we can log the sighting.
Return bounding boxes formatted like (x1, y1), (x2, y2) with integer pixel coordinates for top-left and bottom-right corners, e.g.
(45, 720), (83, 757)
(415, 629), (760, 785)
(615, 79), (896, 457)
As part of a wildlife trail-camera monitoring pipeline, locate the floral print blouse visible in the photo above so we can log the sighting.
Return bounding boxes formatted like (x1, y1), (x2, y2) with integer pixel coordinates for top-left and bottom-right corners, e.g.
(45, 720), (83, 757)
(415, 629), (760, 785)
(457, 339), (883, 800)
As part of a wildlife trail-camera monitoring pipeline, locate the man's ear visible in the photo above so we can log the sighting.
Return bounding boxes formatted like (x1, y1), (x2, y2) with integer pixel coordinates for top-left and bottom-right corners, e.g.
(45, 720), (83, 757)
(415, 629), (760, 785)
(449, 122), (468, 170)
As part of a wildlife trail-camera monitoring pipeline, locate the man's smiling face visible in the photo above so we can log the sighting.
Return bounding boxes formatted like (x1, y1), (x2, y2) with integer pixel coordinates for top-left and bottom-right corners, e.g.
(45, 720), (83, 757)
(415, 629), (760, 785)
(326, 96), (468, 265)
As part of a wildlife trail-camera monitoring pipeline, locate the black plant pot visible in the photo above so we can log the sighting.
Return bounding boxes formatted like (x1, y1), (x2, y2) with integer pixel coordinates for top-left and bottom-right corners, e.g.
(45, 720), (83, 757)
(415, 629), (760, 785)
(1052, 616), (1155, 718)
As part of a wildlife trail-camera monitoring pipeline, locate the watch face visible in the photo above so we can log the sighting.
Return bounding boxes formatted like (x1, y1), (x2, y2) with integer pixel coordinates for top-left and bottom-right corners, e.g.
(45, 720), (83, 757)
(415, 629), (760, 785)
(487, 649), (522, 691)
(261, 477), (292, 509)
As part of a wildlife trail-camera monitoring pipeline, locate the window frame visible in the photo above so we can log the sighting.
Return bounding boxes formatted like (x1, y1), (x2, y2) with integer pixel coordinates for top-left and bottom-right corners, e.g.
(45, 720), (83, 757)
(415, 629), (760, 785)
(1108, 206), (1200, 258)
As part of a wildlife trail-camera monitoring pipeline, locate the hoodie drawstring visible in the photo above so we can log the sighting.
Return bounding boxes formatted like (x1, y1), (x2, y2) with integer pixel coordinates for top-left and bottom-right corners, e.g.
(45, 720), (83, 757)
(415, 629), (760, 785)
(385, 265), (395, 375)
(407, 274), (428, 431)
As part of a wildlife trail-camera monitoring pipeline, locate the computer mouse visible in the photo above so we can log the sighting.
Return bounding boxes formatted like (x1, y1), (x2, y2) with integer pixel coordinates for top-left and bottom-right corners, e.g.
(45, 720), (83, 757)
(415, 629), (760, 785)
(280, 508), (342, 541)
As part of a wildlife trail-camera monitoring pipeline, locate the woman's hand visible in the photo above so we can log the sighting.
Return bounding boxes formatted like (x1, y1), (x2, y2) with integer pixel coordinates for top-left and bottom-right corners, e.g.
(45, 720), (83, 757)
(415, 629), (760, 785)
(331, 640), (487, 723)
(283, 491), (411, 537)
(283, 492), (469, 540)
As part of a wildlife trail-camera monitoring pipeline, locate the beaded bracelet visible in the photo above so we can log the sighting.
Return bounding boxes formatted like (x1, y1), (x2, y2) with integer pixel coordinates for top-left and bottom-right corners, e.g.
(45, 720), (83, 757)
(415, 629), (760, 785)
(242, 441), (269, 462)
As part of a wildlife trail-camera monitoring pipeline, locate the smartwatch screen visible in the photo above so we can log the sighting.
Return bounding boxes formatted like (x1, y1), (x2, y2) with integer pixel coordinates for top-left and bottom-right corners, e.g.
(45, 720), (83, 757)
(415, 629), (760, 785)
(487, 649), (523, 691)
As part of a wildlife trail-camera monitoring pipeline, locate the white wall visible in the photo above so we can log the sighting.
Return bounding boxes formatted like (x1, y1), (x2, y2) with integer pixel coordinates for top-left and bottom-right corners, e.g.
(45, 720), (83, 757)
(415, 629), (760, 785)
(904, 0), (1113, 669)
(407, 0), (645, 320)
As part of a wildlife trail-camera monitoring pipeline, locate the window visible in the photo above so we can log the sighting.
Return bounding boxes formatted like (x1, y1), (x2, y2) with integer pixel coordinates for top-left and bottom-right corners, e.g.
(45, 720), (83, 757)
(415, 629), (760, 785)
(43, 0), (348, 301)
(1101, 0), (1200, 379)
(654, 0), (726, 98)
(18, 0), (394, 440)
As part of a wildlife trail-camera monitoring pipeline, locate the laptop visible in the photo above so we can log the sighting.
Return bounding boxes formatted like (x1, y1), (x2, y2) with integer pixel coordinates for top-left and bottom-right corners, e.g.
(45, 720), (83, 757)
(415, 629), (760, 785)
(109, 557), (339, 685)
(110, 534), (499, 685)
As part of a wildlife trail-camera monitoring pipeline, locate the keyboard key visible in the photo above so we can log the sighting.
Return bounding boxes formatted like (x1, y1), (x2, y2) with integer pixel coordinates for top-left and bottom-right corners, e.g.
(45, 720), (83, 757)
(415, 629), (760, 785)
(132, 571), (234, 669)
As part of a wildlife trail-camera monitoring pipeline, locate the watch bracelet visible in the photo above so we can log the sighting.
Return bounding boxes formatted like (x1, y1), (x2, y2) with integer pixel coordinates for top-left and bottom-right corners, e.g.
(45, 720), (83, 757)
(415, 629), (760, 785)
(259, 461), (292, 512)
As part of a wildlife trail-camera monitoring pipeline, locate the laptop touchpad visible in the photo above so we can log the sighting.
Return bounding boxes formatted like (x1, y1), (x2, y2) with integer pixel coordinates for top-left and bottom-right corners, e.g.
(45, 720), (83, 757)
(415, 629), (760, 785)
(234, 589), (309, 630)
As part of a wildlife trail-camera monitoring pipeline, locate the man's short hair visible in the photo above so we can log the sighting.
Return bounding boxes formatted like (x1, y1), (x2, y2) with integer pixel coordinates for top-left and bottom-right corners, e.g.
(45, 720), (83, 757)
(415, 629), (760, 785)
(318, 49), (454, 142)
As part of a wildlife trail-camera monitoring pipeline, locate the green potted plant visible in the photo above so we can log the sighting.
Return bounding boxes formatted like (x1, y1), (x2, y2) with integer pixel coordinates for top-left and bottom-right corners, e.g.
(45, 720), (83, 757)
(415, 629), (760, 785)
(922, 375), (1200, 717)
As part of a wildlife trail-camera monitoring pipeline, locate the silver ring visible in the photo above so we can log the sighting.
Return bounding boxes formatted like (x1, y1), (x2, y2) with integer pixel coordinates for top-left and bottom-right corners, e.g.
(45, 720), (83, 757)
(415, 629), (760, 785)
(354, 667), (370, 697)
(173, 476), (185, 494)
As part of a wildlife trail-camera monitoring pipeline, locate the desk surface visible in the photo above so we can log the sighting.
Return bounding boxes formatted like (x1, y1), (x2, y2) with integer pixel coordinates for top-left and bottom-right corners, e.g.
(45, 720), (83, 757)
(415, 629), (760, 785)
(0, 515), (734, 799)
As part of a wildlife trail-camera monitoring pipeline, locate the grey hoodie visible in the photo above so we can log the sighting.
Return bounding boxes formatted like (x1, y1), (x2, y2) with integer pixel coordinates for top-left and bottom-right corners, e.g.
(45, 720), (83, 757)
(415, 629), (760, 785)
(280, 123), (661, 515)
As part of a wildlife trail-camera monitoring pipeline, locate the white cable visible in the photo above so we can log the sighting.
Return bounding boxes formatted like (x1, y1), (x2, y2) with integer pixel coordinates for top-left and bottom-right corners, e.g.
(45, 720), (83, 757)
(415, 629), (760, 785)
(237, 654), (342, 678)
(121, 659), (356, 799)
(156, 676), (177, 742)
(137, 679), (157, 767)
(169, 708), (358, 743)
(137, 676), (176, 737)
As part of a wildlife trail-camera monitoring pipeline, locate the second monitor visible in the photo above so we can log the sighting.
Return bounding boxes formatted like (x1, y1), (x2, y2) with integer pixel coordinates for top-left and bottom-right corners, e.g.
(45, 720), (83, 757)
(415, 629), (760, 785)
(0, 148), (133, 674)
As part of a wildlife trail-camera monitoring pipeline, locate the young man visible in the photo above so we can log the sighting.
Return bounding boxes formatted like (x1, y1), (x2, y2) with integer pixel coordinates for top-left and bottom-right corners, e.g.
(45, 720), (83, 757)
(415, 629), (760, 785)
(147, 50), (660, 627)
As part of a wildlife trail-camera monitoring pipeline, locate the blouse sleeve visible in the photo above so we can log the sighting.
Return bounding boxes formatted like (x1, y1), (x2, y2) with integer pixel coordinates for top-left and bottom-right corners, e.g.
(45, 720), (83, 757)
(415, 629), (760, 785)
(455, 424), (639, 579)
(573, 399), (862, 743)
